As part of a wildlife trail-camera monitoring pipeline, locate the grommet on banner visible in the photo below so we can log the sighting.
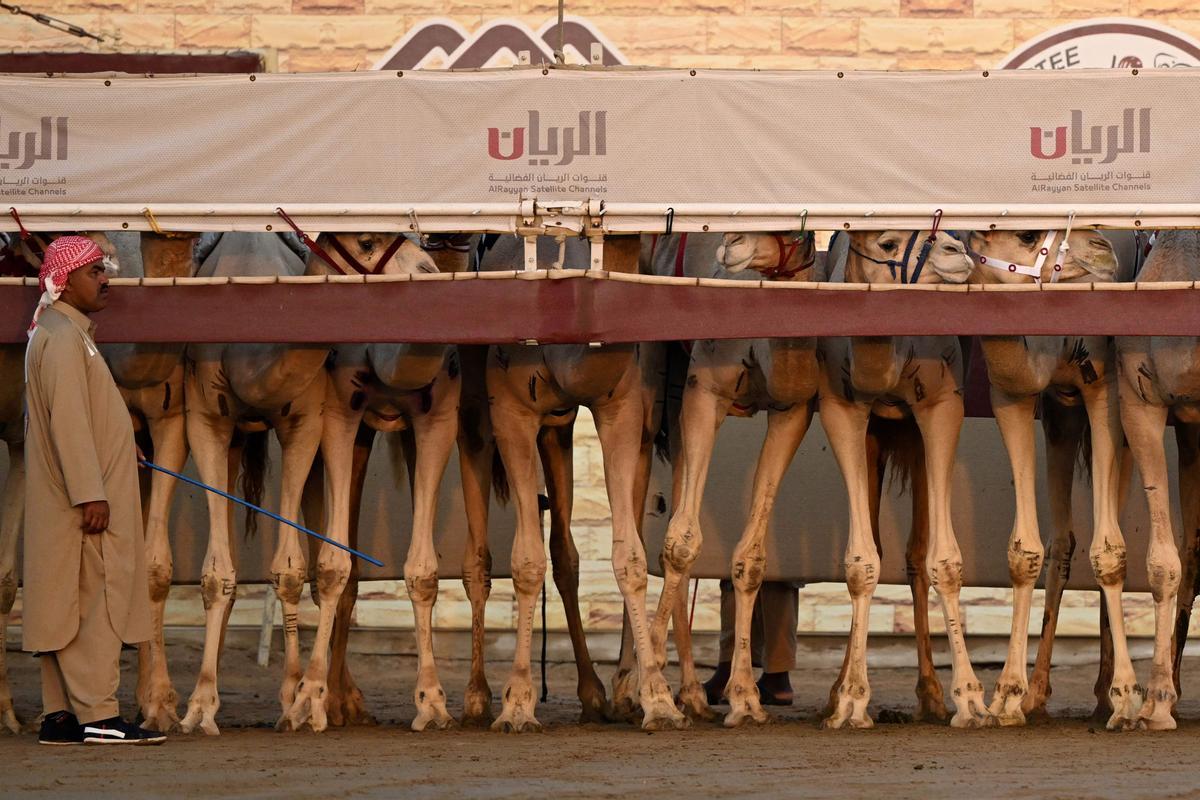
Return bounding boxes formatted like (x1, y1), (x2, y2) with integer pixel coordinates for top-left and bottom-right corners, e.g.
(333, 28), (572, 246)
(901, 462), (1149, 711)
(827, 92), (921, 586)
(664, 207), (675, 236)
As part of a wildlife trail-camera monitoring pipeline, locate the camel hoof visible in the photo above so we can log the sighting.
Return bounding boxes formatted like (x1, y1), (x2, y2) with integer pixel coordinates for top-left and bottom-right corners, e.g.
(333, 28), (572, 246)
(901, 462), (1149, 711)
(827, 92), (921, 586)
(412, 708), (457, 732)
(951, 710), (996, 729)
(140, 694), (181, 734)
(0, 705), (21, 735)
(876, 708), (913, 725)
(642, 712), (690, 732)
(490, 712), (541, 734)
(675, 681), (718, 723)
(821, 713), (874, 730)
(724, 707), (771, 728)
(283, 680), (329, 733)
(180, 700), (220, 736)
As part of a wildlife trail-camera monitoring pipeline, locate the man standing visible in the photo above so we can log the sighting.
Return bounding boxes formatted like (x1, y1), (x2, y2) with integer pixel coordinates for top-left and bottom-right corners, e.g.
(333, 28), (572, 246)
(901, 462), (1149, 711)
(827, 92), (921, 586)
(23, 236), (163, 746)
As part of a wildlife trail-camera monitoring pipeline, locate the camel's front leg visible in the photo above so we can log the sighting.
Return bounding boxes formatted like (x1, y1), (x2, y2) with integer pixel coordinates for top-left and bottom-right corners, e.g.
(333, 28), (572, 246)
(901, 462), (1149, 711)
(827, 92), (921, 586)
(986, 389), (1042, 726)
(725, 403), (811, 727)
(275, 377), (332, 732)
(820, 394), (877, 729)
(0, 439), (24, 735)
(180, 386), (237, 736)
(651, 371), (733, 674)
(596, 388), (687, 731)
(1118, 386), (1175, 730)
(405, 374), (460, 732)
(457, 345), (495, 726)
(916, 396), (991, 729)
(490, 398), (547, 733)
(136, 368), (188, 732)
(1024, 399), (1085, 719)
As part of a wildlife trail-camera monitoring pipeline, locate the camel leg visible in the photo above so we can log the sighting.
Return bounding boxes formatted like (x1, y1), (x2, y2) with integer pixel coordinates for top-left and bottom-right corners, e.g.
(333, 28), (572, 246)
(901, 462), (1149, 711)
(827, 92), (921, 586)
(595, 386), (687, 731)
(986, 390), (1043, 726)
(1023, 399), (1085, 720)
(823, 431), (883, 719)
(1118, 387), (1176, 730)
(1085, 376), (1143, 730)
(1171, 423), (1200, 699)
(820, 395), (878, 730)
(538, 422), (612, 723)
(725, 404), (811, 727)
(907, 454), (949, 722)
(0, 439), (23, 734)
(490, 397), (548, 733)
(277, 376), (336, 733)
(457, 349), (495, 726)
(651, 373), (733, 682)
(325, 425), (377, 727)
(179, 385), (237, 736)
(406, 373), (460, 732)
(916, 395), (991, 729)
(671, 579), (716, 722)
(135, 371), (188, 732)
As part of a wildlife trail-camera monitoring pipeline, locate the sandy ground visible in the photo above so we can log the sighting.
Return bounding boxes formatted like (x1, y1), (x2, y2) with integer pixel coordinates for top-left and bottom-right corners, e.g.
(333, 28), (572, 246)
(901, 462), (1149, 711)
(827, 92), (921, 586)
(3, 629), (1200, 799)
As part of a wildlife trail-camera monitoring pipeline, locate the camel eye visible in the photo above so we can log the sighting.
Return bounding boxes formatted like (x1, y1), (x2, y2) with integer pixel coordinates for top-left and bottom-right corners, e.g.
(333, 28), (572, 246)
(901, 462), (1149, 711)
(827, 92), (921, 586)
(1017, 231), (1038, 246)
(358, 236), (375, 252)
(879, 240), (897, 253)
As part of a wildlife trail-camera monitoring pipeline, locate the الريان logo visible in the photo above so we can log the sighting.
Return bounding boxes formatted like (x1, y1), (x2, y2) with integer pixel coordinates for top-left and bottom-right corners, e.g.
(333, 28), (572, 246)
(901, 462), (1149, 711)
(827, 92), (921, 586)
(1030, 108), (1149, 164)
(488, 111), (607, 166)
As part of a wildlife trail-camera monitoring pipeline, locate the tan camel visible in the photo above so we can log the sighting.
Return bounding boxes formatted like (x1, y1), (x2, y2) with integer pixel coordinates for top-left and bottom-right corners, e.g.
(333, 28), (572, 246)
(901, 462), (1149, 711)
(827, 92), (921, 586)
(179, 232), (430, 735)
(99, 232), (199, 733)
(0, 230), (117, 735)
(300, 232), (470, 731)
(643, 231), (823, 726)
(471, 233), (685, 732)
(964, 229), (1141, 729)
(1116, 229), (1200, 730)
(815, 229), (990, 729)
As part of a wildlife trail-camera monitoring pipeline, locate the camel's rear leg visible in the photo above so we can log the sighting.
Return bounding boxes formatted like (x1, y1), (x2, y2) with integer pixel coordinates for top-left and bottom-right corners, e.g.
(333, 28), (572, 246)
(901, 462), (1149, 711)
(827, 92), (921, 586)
(457, 344), (495, 726)
(906, 451), (949, 723)
(0, 439), (23, 734)
(1171, 422), (1200, 700)
(538, 421), (612, 723)
(1024, 398), (1086, 720)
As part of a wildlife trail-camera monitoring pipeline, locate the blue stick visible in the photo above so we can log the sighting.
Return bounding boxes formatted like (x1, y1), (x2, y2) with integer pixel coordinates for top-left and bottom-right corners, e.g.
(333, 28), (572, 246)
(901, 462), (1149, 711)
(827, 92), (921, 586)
(139, 459), (385, 568)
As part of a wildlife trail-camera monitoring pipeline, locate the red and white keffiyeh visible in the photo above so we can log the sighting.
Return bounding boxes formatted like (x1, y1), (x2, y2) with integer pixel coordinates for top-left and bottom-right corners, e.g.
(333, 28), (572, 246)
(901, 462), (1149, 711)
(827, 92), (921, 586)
(27, 236), (108, 338)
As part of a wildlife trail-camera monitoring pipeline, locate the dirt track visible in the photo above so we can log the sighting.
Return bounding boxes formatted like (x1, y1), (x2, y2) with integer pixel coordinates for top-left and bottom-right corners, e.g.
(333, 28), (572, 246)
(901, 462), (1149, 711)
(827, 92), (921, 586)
(3, 631), (1200, 799)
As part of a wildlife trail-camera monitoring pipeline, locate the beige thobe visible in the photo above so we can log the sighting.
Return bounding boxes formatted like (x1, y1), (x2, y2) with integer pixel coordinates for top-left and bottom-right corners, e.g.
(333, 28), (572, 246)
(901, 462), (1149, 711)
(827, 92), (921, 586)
(23, 301), (151, 720)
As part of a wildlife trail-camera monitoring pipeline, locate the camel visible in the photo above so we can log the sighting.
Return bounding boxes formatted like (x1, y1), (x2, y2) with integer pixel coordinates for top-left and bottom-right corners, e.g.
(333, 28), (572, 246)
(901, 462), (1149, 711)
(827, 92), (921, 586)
(0, 230), (117, 735)
(464, 232), (685, 732)
(1116, 229), (1200, 730)
(97, 232), (200, 733)
(642, 230), (827, 727)
(812, 228), (990, 729)
(298, 231), (472, 731)
(178, 232), (431, 735)
(964, 228), (1142, 729)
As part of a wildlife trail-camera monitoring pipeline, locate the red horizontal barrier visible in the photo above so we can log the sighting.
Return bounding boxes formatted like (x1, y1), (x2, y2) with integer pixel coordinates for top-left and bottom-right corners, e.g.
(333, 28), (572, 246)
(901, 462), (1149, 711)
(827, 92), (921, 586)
(1, 274), (1197, 344)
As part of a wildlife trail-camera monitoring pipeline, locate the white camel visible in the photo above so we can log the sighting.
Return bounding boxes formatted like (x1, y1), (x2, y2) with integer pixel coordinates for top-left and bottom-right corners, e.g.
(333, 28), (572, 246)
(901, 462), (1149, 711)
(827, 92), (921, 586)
(817, 229), (990, 729)
(178, 232), (430, 735)
(300, 231), (473, 731)
(964, 228), (1141, 729)
(471, 233), (685, 732)
(1116, 229), (1200, 730)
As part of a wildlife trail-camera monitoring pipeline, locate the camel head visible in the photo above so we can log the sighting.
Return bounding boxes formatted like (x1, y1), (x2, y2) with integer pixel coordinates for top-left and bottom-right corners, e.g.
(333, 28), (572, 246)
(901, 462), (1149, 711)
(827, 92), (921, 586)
(716, 231), (817, 280)
(843, 230), (971, 285)
(310, 232), (437, 277)
(140, 231), (200, 279)
(966, 229), (1117, 284)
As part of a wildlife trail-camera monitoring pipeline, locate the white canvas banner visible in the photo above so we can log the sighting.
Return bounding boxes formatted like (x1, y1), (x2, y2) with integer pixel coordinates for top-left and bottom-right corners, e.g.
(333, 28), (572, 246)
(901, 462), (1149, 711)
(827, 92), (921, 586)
(0, 68), (1196, 229)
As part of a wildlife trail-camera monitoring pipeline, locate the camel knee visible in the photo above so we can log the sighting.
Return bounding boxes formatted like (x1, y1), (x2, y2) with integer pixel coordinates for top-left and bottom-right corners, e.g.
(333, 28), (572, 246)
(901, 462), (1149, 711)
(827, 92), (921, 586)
(613, 554), (649, 596)
(405, 565), (441, 605)
(1007, 545), (1043, 588)
(1148, 553), (1182, 603)
(510, 557), (546, 598)
(147, 561), (174, 604)
(731, 553), (766, 595)
(844, 555), (880, 598)
(662, 519), (702, 575)
(1090, 545), (1128, 588)
(200, 570), (237, 610)
(928, 558), (964, 595)
(316, 553), (351, 599)
(272, 569), (305, 607)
